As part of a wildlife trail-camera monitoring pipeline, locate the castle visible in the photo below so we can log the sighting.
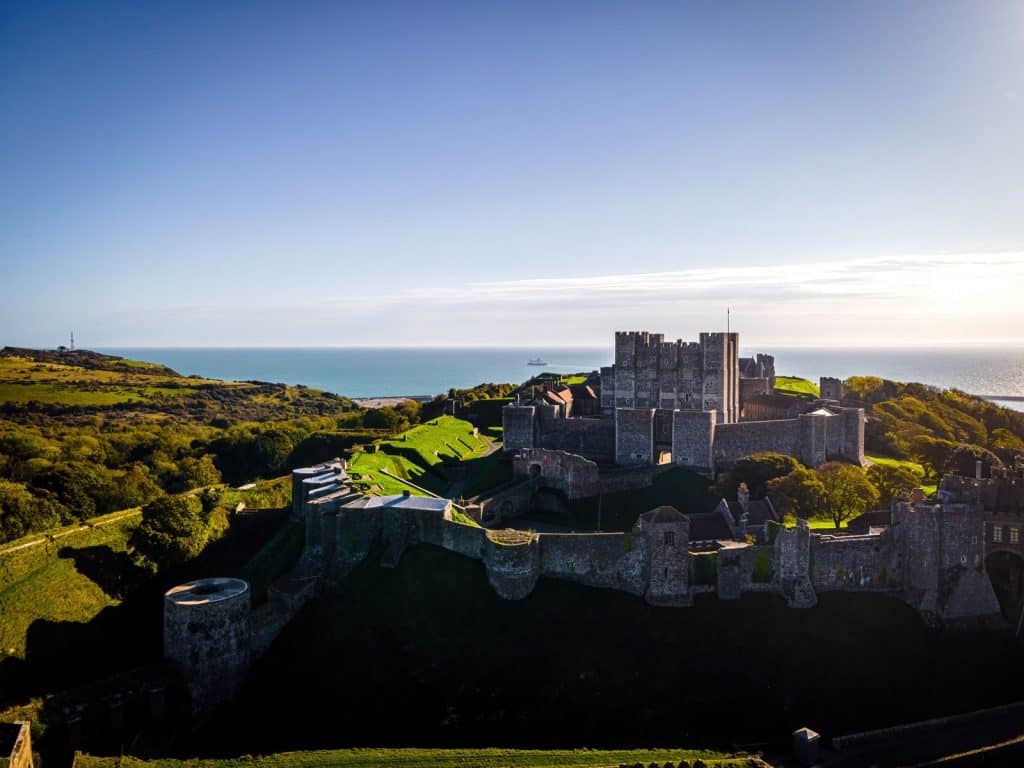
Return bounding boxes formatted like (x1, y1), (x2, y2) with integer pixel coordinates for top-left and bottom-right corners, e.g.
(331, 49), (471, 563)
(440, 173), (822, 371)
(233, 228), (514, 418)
(160, 329), (1023, 721)
(164, 456), (1024, 722)
(502, 330), (864, 476)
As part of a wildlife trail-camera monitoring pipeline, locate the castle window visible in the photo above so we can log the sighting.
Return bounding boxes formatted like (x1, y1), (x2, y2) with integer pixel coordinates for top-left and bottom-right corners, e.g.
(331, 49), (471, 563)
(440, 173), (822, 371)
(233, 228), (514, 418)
(664, 530), (675, 546)
(1011, 527), (1020, 544)
(993, 526), (1003, 543)
(664, 566), (669, 581)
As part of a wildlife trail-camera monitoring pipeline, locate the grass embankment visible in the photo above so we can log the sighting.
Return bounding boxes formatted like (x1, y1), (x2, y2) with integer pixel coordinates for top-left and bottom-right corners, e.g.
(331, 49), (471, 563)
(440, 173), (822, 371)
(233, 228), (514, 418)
(74, 748), (757, 768)
(773, 376), (819, 398)
(865, 453), (937, 495)
(347, 416), (496, 498)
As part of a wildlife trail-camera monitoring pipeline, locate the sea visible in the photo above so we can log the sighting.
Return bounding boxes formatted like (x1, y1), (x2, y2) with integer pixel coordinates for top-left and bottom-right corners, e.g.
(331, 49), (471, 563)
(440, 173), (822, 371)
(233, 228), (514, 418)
(97, 346), (1024, 412)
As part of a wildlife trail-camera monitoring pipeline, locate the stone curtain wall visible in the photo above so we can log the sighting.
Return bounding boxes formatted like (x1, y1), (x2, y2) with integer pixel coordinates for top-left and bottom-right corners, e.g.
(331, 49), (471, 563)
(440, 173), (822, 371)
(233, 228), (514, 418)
(811, 532), (900, 591)
(539, 532), (648, 596)
(537, 417), (615, 462)
(710, 409), (865, 470)
(714, 419), (802, 467)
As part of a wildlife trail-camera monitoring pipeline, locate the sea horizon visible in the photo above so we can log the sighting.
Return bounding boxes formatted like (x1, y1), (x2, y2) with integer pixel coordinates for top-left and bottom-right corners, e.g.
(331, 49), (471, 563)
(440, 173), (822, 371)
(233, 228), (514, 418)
(91, 345), (1024, 411)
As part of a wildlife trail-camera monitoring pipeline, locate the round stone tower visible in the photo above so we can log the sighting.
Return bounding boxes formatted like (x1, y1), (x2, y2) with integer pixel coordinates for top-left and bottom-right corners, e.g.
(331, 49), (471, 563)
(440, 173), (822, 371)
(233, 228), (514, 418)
(163, 577), (251, 723)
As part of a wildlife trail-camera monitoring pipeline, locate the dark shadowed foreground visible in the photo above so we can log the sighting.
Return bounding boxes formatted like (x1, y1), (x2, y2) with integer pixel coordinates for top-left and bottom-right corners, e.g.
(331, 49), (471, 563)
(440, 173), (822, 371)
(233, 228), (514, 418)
(196, 544), (1024, 756)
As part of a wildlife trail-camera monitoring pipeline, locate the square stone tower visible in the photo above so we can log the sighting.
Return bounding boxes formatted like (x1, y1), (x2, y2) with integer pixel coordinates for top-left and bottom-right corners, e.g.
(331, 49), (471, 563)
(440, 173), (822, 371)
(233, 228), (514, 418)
(601, 330), (739, 424)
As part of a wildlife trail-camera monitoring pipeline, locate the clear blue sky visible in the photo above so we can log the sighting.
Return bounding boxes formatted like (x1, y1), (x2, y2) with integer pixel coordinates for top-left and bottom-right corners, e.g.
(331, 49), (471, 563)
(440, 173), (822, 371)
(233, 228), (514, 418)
(2, 0), (1023, 347)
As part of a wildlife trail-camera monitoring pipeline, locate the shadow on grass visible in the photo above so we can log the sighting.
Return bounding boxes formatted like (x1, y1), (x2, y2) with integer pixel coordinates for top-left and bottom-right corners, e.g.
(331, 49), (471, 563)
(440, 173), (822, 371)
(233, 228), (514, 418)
(58, 545), (149, 600)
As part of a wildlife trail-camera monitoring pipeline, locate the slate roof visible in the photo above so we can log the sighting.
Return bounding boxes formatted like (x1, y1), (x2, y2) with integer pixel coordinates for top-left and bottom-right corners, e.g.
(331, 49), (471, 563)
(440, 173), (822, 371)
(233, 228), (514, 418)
(687, 512), (734, 541)
(640, 505), (686, 524)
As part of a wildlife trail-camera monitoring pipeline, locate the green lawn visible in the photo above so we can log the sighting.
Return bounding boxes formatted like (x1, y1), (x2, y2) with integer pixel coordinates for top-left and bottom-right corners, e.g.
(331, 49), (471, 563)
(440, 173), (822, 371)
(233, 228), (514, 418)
(865, 453), (936, 495)
(773, 376), (819, 398)
(74, 747), (757, 767)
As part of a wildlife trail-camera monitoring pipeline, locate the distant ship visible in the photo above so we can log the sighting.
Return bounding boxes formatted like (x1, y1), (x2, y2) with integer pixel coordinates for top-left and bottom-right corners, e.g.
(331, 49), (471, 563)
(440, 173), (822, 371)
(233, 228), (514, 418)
(527, 357), (548, 366)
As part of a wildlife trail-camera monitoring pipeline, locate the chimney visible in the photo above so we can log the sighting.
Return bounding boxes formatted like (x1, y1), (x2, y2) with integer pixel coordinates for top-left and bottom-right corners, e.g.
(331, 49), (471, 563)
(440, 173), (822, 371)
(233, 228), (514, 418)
(976, 459), (984, 480)
(911, 488), (925, 505)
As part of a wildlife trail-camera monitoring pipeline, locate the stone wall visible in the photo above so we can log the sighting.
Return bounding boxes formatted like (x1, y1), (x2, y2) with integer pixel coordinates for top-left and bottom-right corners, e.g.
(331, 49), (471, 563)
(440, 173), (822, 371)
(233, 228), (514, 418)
(740, 376), (769, 404)
(820, 376), (843, 401)
(896, 502), (1003, 627)
(483, 533), (540, 600)
(672, 409), (716, 475)
(163, 578), (252, 723)
(714, 418), (802, 467)
(513, 448), (600, 498)
(811, 532), (900, 591)
(537, 416), (615, 462)
(538, 532), (648, 596)
(775, 522), (817, 607)
(710, 408), (865, 469)
(615, 408), (655, 465)
(501, 405), (536, 452)
(635, 513), (691, 606)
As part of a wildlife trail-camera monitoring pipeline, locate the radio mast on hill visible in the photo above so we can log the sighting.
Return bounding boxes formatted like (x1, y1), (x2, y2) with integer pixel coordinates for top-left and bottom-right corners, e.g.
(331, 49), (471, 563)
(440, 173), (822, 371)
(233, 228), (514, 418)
(70, 331), (75, 351)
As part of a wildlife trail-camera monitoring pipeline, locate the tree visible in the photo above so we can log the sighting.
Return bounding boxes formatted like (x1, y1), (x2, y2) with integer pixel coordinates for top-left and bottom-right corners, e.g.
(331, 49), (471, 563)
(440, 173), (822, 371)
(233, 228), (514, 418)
(117, 463), (163, 509)
(910, 435), (956, 479)
(712, 452), (801, 500)
(866, 463), (921, 506)
(948, 443), (1003, 479)
(179, 455), (222, 490)
(766, 466), (826, 521)
(130, 494), (211, 571)
(817, 462), (880, 530)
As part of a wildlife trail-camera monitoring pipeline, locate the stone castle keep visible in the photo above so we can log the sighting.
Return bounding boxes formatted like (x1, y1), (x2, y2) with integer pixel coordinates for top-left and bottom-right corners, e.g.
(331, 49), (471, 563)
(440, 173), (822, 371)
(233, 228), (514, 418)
(503, 329), (864, 476)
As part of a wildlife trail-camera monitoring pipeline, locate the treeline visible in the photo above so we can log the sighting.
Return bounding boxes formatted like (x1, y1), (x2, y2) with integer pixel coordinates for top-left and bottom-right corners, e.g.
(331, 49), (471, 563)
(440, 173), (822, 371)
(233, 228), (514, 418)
(845, 376), (1024, 476)
(0, 406), (423, 544)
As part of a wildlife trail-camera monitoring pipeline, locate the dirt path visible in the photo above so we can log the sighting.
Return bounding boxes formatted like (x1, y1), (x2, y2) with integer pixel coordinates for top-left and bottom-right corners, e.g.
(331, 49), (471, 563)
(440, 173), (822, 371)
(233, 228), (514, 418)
(0, 507), (142, 558)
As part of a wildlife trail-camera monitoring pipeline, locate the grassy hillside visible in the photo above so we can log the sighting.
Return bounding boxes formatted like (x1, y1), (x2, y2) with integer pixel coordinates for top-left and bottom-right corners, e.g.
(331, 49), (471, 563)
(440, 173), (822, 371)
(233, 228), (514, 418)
(0, 513), (140, 660)
(75, 748), (756, 767)
(0, 348), (393, 544)
(773, 376), (819, 398)
(347, 416), (503, 498)
(0, 477), (290, 664)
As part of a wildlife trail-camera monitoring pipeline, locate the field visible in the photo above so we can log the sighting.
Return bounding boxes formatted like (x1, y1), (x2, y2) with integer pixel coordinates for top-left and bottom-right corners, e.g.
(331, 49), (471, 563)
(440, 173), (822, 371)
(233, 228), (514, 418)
(74, 748), (757, 767)
(773, 376), (819, 398)
(865, 453), (936, 495)
(0, 354), (228, 405)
